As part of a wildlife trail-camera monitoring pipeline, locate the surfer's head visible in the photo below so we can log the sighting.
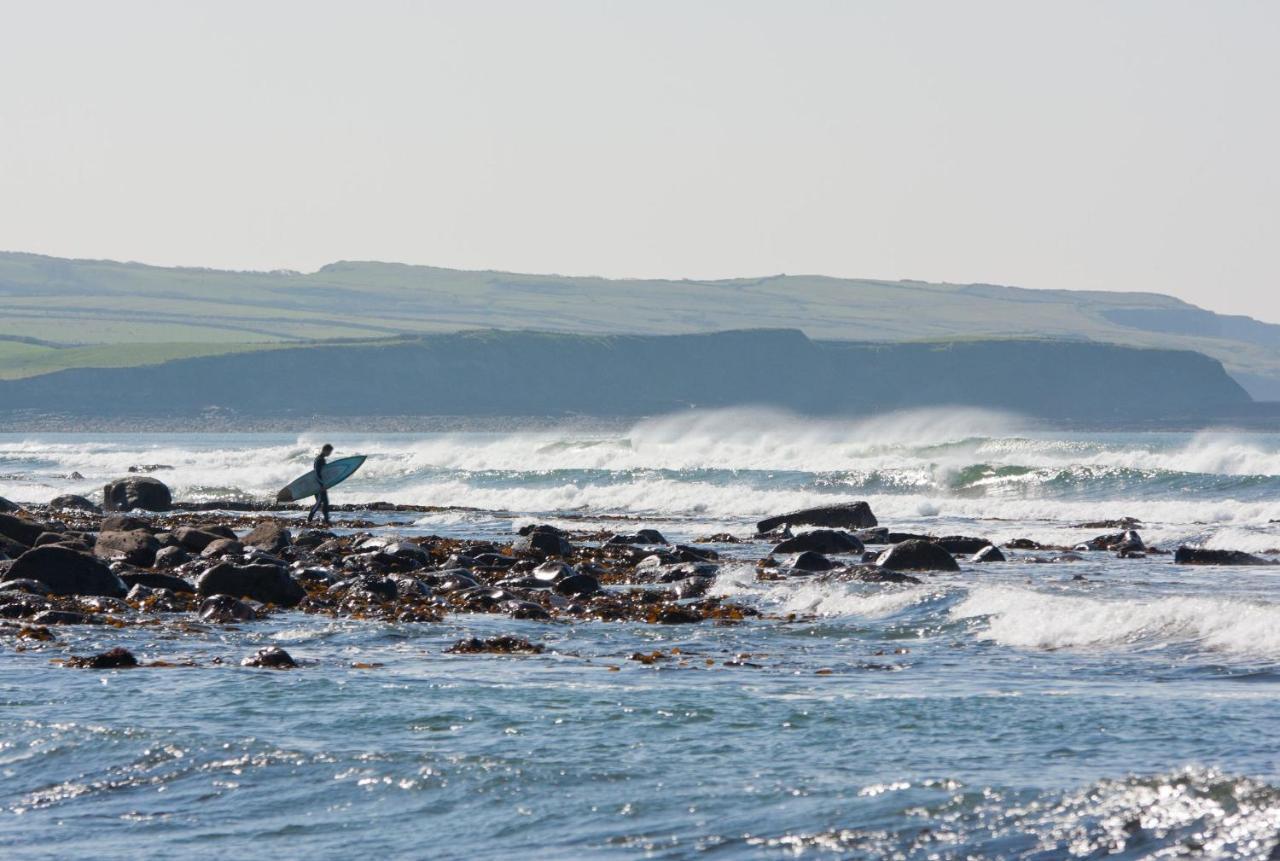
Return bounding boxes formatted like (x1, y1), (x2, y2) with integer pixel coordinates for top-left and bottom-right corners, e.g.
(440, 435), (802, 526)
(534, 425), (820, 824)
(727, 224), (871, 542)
(321, 444), (333, 455)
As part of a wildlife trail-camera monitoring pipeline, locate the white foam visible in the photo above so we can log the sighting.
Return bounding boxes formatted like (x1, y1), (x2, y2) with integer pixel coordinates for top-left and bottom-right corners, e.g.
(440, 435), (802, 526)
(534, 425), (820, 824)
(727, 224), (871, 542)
(953, 586), (1280, 659)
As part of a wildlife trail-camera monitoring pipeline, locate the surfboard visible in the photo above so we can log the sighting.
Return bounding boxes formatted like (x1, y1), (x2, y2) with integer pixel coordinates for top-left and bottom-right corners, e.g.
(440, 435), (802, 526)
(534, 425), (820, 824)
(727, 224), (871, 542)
(276, 455), (367, 503)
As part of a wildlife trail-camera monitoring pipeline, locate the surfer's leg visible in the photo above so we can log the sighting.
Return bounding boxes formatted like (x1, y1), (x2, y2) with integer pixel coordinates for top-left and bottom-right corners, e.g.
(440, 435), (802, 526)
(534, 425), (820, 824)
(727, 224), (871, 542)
(308, 498), (320, 523)
(319, 488), (331, 525)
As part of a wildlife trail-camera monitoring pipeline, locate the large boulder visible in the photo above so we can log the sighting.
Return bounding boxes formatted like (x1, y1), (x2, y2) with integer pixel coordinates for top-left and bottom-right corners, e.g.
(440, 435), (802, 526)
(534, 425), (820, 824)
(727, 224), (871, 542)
(94, 530), (161, 567)
(0, 513), (46, 548)
(512, 527), (573, 558)
(102, 477), (172, 512)
(49, 494), (101, 513)
(772, 529), (864, 555)
(242, 522), (292, 553)
(0, 497), (19, 513)
(1174, 546), (1274, 566)
(875, 539), (960, 572)
(971, 544), (1006, 562)
(756, 502), (877, 534)
(934, 536), (994, 555)
(196, 562), (305, 606)
(173, 526), (223, 552)
(2, 545), (127, 597)
(782, 551), (836, 572)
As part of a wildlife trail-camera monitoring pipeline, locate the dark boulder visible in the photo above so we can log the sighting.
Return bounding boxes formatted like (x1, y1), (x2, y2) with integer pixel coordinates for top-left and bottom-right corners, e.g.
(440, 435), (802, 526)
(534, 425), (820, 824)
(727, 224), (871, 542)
(243, 522), (292, 553)
(772, 529), (864, 555)
(173, 526), (222, 552)
(782, 551), (836, 572)
(3, 545), (127, 597)
(875, 539), (960, 572)
(854, 527), (890, 544)
(121, 571), (195, 593)
(554, 573), (601, 597)
(887, 532), (934, 544)
(1174, 546), (1274, 566)
(0, 497), (19, 513)
(34, 531), (66, 547)
(934, 536), (993, 555)
(1081, 530), (1144, 552)
(606, 529), (668, 546)
(200, 594), (257, 622)
(242, 646), (297, 668)
(0, 578), (51, 596)
(103, 477), (172, 512)
(93, 530), (161, 567)
(32, 609), (100, 625)
(674, 576), (713, 599)
(512, 528), (573, 558)
(49, 494), (101, 513)
(196, 562), (305, 606)
(446, 635), (544, 654)
(756, 502), (877, 534)
(972, 544), (1006, 563)
(102, 514), (151, 532)
(201, 538), (244, 558)
(153, 545), (192, 568)
(0, 513), (46, 548)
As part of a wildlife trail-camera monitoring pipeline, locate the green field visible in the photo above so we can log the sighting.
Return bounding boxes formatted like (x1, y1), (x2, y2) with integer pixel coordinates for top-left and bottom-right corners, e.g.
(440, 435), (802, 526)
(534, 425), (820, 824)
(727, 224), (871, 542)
(3, 251), (1280, 397)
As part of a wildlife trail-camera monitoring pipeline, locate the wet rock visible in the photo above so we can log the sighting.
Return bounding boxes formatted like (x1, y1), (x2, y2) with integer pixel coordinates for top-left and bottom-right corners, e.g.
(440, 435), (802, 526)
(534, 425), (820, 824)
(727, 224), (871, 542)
(512, 526), (573, 558)
(377, 541), (431, 569)
(67, 647), (138, 668)
(606, 529), (668, 546)
(93, 530), (161, 567)
(782, 551), (836, 572)
(129, 464), (173, 473)
(242, 646), (298, 668)
(0, 513), (46, 548)
(153, 545), (192, 568)
(242, 522), (292, 553)
(875, 539), (960, 572)
(328, 575), (398, 602)
(0, 577), (52, 595)
(887, 532), (934, 544)
(674, 576), (713, 599)
(32, 609), (100, 625)
(853, 527), (891, 544)
(820, 566), (923, 585)
(103, 476), (172, 512)
(3, 545), (127, 597)
(655, 561), (719, 582)
(429, 570), (480, 593)
(1080, 530), (1144, 552)
(102, 514), (151, 532)
(1174, 546), (1274, 566)
(531, 560), (574, 584)
(673, 544), (719, 562)
(655, 606), (701, 624)
(0, 497), (18, 513)
(33, 531), (66, 547)
(1005, 538), (1044, 550)
(293, 529), (335, 549)
(971, 544), (1006, 562)
(49, 494), (100, 513)
(756, 501), (877, 533)
(121, 571), (195, 593)
(934, 536), (993, 555)
(196, 562), (305, 606)
(201, 538), (244, 558)
(554, 573), (601, 597)
(508, 601), (552, 620)
(1074, 517), (1142, 529)
(446, 635), (544, 654)
(200, 594), (257, 622)
(772, 529), (864, 555)
(0, 534), (27, 559)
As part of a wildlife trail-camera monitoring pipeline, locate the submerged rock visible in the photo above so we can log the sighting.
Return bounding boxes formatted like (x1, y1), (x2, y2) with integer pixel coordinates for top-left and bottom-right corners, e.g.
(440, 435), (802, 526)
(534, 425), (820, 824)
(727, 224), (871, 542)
(67, 647), (138, 669)
(242, 646), (298, 668)
(447, 635), (544, 654)
(200, 594), (257, 622)
(1174, 546), (1274, 566)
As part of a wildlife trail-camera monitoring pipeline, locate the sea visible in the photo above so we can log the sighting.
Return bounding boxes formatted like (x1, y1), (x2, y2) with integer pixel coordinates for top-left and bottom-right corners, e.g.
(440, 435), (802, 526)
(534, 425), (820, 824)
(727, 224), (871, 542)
(4, 407), (1280, 860)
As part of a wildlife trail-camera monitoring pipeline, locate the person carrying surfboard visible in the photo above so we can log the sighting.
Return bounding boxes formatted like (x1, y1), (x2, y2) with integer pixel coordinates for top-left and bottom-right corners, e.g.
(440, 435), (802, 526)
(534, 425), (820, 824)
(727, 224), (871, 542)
(308, 443), (334, 526)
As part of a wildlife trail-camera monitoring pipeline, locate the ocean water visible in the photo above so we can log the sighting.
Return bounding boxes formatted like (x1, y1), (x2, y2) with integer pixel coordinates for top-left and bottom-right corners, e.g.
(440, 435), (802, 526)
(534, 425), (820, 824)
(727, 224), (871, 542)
(4, 408), (1280, 859)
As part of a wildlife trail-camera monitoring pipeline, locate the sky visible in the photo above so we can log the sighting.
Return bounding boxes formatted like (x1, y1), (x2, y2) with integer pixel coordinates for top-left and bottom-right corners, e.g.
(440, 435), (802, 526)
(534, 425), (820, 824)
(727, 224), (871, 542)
(2, 1), (1278, 320)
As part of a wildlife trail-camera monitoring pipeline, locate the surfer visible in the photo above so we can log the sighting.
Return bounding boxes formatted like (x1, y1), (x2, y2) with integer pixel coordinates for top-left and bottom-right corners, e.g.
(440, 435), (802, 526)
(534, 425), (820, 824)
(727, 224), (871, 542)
(308, 443), (334, 526)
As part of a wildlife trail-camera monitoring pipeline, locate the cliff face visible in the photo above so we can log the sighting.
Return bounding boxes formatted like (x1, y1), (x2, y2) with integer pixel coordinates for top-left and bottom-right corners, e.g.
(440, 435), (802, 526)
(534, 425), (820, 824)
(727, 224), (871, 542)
(0, 329), (1252, 422)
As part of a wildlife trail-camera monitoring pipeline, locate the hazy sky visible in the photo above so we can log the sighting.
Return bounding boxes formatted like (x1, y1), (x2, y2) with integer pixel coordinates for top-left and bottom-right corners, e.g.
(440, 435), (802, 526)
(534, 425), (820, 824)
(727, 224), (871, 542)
(3, 1), (1278, 320)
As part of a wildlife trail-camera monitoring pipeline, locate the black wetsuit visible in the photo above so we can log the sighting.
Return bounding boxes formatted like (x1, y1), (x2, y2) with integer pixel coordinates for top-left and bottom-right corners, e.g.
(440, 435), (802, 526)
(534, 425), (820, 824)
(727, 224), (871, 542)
(308, 452), (331, 525)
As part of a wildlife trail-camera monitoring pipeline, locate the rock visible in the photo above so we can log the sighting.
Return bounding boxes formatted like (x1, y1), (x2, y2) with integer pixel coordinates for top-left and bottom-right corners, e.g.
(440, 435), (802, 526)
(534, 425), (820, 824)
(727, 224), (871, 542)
(606, 529), (668, 546)
(0, 513), (46, 548)
(173, 526), (223, 552)
(103, 476), (172, 512)
(772, 529), (864, 555)
(242, 522), (292, 553)
(512, 527), (573, 558)
(509, 601), (552, 620)
(887, 532), (934, 544)
(3, 545), (127, 597)
(531, 560), (573, 584)
(32, 609), (100, 625)
(554, 573), (601, 597)
(446, 635), (544, 654)
(66, 647), (138, 668)
(153, 545), (192, 568)
(196, 562), (305, 606)
(93, 530), (161, 567)
(934, 536), (993, 555)
(674, 576), (713, 599)
(199, 594), (257, 622)
(207, 525), (238, 541)
(875, 539), (960, 572)
(853, 527), (890, 544)
(673, 544), (719, 562)
(201, 538), (244, 558)
(293, 529), (335, 549)
(0, 497), (19, 513)
(0, 578), (51, 596)
(128, 463), (173, 473)
(0, 535), (28, 558)
(242, 646), (298, 668)
(102, 515), (151, 532)
(756, 502), (877, 534)
(49, 494), (101, 513)
(377, 541), (430, 567)
(821, 566), (923, 585)
(121, 572), (195, 593)
(33, 531), (66, 547)
(972, 544), (1006, 562)
(1073, 517), (1142, 529)
(782, 551), (836, 572)
(1081, 530), (1144, 552)
(1174, 546), (1274, 566)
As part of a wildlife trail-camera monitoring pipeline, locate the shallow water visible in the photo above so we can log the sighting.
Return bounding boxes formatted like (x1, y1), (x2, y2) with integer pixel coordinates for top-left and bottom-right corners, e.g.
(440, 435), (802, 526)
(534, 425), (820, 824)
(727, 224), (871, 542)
(4, 409), (1280, 859)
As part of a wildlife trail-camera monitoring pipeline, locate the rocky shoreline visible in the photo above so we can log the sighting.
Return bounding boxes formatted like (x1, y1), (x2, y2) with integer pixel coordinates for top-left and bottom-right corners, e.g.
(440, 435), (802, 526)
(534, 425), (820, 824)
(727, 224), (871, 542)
(3, 478), (1277, 670)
